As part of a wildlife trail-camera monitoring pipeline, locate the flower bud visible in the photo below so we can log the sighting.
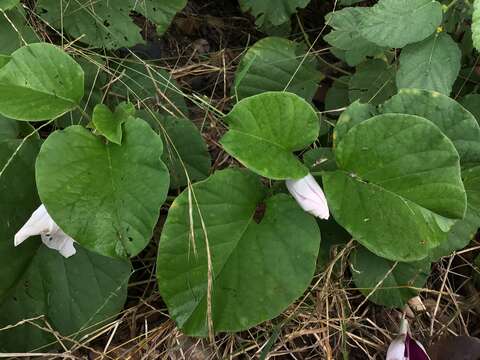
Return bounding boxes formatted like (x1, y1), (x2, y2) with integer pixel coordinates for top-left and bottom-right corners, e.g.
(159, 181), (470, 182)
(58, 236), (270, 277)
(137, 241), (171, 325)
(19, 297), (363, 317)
(286, 173), (329, 219)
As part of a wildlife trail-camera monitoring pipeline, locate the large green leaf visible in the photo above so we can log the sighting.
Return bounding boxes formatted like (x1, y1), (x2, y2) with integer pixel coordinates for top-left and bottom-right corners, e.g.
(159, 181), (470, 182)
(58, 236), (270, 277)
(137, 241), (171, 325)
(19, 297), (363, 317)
(138, 111), (211, 189)
(429, 166), (480, 260)
(36, 0), (187, 49)
(0, 117), (41, 296)
(233, 37), (322, 101)
(110, 61), (187, 117)
(0, 243), (130, 352)
(0, 7), (37, 54)
(220, 92), (319, 180)
(157, 169), (320, 336)
(359, 0), (443, 48)
(0, 43), (84, 121)
(350, 246), (430, 308)
(323, 114), (466, 261)
(381, 89), (480, 166)
(396, 33), (461, 95)
(349, 59), (397, 105)
(36, 117), (169, 258)
(239, 0), (310, 26)
(473, 0), (480, 52)
(324, 8), (385, 66)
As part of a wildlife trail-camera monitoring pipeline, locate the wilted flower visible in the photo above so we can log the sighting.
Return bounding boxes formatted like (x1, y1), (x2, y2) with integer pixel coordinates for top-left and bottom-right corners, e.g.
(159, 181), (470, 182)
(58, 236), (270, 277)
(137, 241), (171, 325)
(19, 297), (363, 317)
(14, 204), (76, 258)
(286, 173), (329, 219)
(387, 317), (431, 360)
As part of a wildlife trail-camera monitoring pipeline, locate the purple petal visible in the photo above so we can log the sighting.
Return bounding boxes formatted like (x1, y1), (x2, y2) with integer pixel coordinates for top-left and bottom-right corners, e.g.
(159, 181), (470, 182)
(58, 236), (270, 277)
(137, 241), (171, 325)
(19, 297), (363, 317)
(406, 334), (430, 360)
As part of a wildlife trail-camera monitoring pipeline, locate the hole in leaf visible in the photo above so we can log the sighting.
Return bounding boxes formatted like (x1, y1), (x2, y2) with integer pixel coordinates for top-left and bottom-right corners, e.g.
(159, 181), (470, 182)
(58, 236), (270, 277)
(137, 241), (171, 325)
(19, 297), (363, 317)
(253, 202), (266, 224)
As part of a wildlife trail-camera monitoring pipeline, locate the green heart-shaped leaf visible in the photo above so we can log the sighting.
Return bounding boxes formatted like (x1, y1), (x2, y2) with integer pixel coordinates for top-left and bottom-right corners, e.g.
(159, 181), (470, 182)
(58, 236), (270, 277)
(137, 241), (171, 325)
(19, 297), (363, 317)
(36, 117), (169, 258)
(220, 92), (319, 180)
(157, 169), (320, 336)
(324, 114), (466, 261)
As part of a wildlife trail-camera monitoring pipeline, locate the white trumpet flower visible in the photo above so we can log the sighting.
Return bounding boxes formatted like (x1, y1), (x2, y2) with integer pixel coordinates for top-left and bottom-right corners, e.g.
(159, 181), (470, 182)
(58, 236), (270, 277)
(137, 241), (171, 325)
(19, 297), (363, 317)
(286, 173), (330, 219)
(14, 204), (76, 258)
(386, 317), (430, 360)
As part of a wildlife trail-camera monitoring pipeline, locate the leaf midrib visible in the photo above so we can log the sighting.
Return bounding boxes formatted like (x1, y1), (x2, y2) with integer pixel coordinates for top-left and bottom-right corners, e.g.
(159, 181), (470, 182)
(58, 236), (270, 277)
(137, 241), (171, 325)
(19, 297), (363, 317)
(182, 209), (257, 329)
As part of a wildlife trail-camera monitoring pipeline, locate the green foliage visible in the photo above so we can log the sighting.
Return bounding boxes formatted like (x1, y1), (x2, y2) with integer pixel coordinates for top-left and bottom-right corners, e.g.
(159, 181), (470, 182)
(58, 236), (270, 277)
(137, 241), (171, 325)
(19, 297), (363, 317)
(382, 89), (480, 166)
(429, 166), (480, 259)
(0, 118), (129, 352)
(1, 0), (480, 349)
(473, 0), (480, 52)
(359, 0), (443, 48)
(325, 76), (350, 111)
(36, 0), (187, 49)
(239, 0), (310, 26)
(138, 110), (211, 189)
(56, 56), (108, 127)
(0, 43), (84, 121)
(110, 61), (188, 117)
(348, 59), (397, 105)
(233, 37), (322, 101)
(324, 114), (466, 262)
(0, 7), (37, 55)
(350, 246), (430, 308)
(220, 92), (319, 180)
(334, 101), (376, 144)
(324, 8), (385, 66)
(0, 0), (19, 10)
(92, 102), (135, 144)
(460, 94), (480, 123)
(0, 118), (41, 295)
(157, 169), (320, 335)
(0, 244), (130, 352)
(304, 147), (337, 172)
(36, 118), (169, 258)
(396, 33), (461, 95)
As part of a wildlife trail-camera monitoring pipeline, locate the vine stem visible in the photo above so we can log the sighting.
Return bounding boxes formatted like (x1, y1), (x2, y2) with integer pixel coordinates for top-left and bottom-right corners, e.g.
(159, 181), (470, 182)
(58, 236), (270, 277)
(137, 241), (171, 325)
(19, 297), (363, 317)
(443, 0), (460, 12)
